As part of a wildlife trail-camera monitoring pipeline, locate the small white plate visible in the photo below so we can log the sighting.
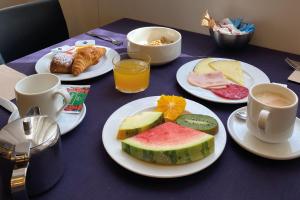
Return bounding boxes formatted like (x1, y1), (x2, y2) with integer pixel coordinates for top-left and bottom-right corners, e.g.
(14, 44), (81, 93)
(176, 58), (270, 104)
(102, 96), (227, 178)
(8, 104), (86, 135)
(227, 106), (300, 160)
(35, 46), (120, 81)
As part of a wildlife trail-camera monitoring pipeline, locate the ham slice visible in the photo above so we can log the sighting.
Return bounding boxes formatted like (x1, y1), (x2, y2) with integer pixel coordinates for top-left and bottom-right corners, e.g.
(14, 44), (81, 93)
(187, 71), (229, 89)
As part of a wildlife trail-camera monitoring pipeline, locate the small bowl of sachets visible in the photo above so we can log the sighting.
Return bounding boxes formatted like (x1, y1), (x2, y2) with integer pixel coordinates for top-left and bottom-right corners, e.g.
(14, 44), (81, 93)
(202, 10), (255, 49)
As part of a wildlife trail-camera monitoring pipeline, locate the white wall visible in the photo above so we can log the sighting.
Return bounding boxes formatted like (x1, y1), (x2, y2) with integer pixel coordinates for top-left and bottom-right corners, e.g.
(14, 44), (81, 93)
(99, 0), (300, 54)
(0, 0), (32, 8)
(1, 0), (300, 54)
(59, 0), (99, 36)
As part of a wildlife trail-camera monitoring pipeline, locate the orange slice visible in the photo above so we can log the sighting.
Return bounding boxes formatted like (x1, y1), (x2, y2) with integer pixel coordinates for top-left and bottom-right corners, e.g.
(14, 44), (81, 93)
(156, 95), (186, 121)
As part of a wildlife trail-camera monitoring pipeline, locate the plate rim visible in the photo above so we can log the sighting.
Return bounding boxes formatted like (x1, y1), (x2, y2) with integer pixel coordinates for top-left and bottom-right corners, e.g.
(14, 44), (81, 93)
(8, 104), (86, 135)
(227, 106), (300, 160)
(35, 45), (120, 81)
(102, 96), (227, 178)
(176, 58), (270, 104)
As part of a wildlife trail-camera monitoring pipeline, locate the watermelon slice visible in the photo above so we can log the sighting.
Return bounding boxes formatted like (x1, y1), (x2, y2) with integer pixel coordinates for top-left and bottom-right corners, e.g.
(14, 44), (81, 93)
(122, 122), (214, 165)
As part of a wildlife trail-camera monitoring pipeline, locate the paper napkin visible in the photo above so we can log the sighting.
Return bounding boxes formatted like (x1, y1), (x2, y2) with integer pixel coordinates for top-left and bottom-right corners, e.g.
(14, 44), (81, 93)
(0, 65), (26, 100)
(288, 70), (300, 84)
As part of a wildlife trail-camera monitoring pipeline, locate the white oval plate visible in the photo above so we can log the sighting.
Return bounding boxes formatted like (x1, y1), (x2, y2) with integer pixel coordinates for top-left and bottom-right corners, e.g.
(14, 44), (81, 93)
(227, 106), (300, 160)
(8, 104), (86, 135)
(176, 58), (270, 104)
(102, 96), (227, 178)
(35, 45), (120, 81)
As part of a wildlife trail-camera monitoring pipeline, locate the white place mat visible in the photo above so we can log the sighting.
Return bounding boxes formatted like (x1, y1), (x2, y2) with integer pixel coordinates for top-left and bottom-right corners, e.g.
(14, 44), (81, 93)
(0, 65), (26, 100)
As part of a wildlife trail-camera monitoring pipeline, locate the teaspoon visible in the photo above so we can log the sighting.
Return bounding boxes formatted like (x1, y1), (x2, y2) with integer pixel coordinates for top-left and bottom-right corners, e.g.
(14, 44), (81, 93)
(235, 110), (247, 120)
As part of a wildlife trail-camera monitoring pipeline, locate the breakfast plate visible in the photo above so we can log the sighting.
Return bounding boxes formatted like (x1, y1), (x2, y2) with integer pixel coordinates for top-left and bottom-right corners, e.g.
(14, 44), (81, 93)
(227, 106), (300, 160)
(176, 58), (270, 104)
(35, 45), (120, 81)
(102, 96), (227, 178)
(8, 104), (86, 135)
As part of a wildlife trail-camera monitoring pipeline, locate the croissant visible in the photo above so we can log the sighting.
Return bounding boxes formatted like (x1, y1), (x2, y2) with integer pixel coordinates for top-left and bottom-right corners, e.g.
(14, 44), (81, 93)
(72, 46), (106, 76)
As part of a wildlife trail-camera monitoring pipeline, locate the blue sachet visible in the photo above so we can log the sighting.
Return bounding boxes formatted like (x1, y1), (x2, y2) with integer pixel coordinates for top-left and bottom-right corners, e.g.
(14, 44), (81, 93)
(230, 18), (255, 33)
(230, 18), (243, 28)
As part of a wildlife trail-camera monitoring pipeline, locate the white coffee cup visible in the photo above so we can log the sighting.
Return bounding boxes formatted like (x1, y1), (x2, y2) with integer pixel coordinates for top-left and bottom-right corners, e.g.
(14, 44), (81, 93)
(15, 73), (71, 119)
(247, 83), (298, 143)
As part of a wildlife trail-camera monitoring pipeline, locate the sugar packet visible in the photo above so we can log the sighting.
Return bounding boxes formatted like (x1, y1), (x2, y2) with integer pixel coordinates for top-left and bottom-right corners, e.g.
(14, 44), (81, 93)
(63, 85), (90, 113)
(51, 45), (75, 54)
(75, 40), (96, 47)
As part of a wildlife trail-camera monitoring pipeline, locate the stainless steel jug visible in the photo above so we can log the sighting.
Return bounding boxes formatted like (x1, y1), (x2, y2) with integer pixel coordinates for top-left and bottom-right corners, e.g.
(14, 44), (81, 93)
(0, 107), (64, 199)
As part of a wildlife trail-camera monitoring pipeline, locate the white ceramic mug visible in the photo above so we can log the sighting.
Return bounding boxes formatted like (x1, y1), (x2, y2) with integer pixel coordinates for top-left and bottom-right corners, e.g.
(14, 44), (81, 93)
(15, 73), (71, 119)
(247, 83), (298, 143)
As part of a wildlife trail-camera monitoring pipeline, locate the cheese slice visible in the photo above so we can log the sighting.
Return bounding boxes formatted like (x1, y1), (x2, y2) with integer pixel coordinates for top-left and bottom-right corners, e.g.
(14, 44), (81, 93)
(209, 60), (244, 85)
(193, 58), (216, 75)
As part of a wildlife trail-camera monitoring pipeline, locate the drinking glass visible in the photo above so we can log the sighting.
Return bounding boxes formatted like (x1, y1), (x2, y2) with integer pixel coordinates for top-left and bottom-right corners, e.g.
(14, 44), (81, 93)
(112, 52), (151, 93)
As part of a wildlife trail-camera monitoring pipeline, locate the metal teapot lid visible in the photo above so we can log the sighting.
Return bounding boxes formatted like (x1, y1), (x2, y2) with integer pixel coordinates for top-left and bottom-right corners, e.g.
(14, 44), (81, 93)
(0, 107), (59, 159)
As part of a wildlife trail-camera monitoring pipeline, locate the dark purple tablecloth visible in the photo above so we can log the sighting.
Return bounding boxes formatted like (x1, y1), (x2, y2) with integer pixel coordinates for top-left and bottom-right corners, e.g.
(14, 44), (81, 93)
(1, 18), (300, 200)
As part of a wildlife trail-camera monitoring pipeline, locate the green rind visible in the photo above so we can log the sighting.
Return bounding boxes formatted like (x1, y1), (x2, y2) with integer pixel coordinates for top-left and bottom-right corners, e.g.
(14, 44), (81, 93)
(122, 136), (214, 165)
(176, 114), (218, 135)
(117, 112), (164, 139)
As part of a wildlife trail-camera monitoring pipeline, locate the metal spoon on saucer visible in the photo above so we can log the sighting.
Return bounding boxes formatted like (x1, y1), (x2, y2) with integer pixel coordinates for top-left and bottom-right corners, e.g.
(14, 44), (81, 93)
(235, 110), (247, 120)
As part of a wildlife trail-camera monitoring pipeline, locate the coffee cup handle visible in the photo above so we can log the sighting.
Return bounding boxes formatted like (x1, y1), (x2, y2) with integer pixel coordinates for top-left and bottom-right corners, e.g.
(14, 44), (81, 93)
(54, 89), (71, 115)
(258, 110), (270, 132)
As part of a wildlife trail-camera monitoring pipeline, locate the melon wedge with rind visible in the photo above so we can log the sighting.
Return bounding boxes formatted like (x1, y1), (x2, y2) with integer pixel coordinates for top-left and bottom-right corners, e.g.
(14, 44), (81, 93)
(122, 122), (214, 165)
(117, 111), (164, 140)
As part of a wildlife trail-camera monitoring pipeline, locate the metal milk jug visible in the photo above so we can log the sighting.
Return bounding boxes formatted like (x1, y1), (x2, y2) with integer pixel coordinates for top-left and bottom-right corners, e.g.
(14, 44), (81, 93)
(0, 107), (64, 199)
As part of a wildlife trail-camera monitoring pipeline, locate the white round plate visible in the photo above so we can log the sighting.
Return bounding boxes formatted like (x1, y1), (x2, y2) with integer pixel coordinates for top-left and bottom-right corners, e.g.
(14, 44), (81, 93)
(102, 96), (227, 178)
(176, 58), (270, 104)
(227, 106), (300, 160)
(8, 104), (86, 135)
(35, 46), (120, 81)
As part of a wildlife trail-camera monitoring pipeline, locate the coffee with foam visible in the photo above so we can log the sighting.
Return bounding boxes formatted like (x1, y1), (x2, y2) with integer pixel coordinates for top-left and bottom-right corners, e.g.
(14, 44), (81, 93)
(247, 83), (298, 143)
(255, 91), (292, 107)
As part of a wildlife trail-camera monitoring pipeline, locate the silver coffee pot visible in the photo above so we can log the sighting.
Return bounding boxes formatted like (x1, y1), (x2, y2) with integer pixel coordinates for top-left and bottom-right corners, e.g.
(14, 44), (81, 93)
(0, 107), (64, 200)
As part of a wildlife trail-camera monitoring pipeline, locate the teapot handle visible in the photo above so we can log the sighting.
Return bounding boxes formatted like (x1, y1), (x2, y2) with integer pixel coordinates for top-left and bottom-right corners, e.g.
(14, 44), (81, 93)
(25, 106), (41, 117)
(0, 96), (18, 113)
(10, 141), (31, 200)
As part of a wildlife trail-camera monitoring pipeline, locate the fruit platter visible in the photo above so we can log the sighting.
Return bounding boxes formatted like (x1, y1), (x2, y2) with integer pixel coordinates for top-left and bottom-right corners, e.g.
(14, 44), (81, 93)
(102, 95), (226, 178)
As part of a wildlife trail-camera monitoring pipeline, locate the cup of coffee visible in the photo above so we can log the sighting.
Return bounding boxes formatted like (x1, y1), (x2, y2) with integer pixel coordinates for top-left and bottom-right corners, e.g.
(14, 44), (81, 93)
(15, 73), (71, 119)
(247, 83), (298, 143)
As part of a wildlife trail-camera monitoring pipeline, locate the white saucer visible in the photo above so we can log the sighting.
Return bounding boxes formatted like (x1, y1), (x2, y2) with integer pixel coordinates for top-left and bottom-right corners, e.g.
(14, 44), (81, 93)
(8, 104), (86, 135)
(227, 106), (300, 160)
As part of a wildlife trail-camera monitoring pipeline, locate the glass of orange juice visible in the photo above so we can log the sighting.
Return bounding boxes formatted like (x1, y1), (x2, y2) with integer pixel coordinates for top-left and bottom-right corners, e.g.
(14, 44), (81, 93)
(112, 52), (151, 93)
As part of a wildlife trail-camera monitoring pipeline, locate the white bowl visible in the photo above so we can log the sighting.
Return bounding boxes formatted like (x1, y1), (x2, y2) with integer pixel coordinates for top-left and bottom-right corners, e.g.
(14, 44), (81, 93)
(127, 27), (182, 65)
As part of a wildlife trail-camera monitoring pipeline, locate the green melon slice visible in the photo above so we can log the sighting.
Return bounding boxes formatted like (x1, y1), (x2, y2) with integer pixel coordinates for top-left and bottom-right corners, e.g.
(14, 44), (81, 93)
(117, 111), (164, 140)
(176, 114), (218, 135)
(122, 122), (214, 165)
